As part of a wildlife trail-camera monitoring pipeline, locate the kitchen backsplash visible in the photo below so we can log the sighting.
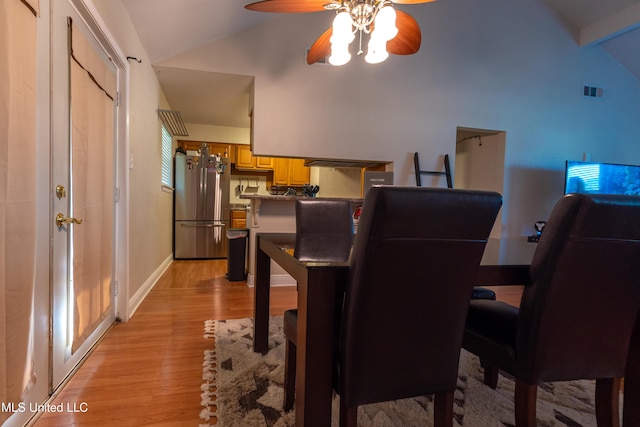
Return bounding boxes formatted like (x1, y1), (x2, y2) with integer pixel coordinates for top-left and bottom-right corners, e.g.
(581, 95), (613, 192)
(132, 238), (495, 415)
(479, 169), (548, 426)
(310, 167), (362, 198)
(230, 174), (270, 205)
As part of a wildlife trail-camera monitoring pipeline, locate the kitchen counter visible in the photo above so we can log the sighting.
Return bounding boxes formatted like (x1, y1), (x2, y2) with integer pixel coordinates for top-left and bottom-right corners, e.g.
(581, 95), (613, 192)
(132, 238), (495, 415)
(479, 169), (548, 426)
(229, 203), (249, 210)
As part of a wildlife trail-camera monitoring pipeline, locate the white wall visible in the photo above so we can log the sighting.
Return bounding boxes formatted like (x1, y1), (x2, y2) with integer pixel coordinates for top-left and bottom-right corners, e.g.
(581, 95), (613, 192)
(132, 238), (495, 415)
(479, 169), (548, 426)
(313, 167), (362, 198)
(186, 123), (250, 145)
(455, 133), (505, 195)
(159, 0), (640, 237)
(455, 132), (506, 237)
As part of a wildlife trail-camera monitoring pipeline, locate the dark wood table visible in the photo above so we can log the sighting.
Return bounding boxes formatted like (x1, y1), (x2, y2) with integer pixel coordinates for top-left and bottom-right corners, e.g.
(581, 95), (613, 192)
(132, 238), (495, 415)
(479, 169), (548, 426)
(253, 233), (538, 427)
(254, 233), (349, 426)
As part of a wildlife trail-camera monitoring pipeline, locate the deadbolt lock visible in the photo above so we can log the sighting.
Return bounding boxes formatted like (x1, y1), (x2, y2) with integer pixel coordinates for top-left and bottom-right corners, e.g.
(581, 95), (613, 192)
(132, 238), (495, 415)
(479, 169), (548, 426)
(55, 185), (66, 199)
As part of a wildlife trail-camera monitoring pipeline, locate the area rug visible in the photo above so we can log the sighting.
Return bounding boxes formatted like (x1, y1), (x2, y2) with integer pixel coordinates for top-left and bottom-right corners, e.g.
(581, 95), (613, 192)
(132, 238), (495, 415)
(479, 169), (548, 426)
(199, 317), (623, 426)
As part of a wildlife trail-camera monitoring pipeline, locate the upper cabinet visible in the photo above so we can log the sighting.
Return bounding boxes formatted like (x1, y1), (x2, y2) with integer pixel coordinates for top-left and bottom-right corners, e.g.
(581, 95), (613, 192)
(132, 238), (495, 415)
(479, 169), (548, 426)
(256, 155), (274, 170)
(235, 145), (273, 170)
(178, 140), (231, 158)
(235, 144), (254, 168)
(273, 157), (289, 185)
(179, 141), (311, 186)
(288, 158), (310, 186)
(273, 157), (310, 186)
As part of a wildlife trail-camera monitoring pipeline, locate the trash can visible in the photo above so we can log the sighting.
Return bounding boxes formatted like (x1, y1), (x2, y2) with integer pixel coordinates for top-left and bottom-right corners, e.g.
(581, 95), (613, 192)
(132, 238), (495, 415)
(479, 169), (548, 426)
(226, 229), (248, 281)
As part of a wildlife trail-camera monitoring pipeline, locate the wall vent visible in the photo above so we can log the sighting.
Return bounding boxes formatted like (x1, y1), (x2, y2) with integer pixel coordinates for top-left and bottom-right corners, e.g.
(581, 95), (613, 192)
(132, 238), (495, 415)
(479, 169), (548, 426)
(583, 85), (604, 99)
(305, 48), (328, 65)
(158, 109), (189, 136)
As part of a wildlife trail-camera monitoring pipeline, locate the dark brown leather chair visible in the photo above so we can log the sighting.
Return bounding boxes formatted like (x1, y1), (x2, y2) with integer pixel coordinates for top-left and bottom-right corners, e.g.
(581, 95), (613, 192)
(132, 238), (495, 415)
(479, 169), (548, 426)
(463, 193), (640, 427)
(294, 199), (353, 262)
(283, 186), (503, 427)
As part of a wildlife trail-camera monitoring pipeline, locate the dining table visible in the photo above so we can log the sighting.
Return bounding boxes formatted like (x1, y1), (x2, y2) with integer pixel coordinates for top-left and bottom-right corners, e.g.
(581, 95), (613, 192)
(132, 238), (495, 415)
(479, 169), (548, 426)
(251, 232), (639, 427)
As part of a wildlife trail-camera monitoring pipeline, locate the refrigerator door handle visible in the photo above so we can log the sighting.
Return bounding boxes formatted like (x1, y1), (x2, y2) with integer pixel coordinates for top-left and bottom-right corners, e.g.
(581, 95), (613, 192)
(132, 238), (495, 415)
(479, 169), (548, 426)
(179, 222), (226, 228)
(201, 164), (207, 219)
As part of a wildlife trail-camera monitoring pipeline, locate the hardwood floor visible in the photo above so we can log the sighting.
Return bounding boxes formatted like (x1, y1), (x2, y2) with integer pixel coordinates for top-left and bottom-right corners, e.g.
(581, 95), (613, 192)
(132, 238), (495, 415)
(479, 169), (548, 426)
(32, 259), (521, 427)
(33, 260), (297, 427)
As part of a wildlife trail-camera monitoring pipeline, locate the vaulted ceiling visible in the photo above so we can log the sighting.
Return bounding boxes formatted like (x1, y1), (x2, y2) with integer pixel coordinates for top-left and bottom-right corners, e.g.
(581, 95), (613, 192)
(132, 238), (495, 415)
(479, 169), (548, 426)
(121, 0), (640, 129)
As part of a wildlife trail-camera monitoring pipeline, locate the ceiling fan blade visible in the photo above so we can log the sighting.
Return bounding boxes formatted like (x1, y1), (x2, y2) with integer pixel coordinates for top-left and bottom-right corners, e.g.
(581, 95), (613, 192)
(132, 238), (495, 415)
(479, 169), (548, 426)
(307, 27), (333, 64)
(387, 10), (421, 55)
(391, 0), (436, 4)
(245, 0), (338, 13)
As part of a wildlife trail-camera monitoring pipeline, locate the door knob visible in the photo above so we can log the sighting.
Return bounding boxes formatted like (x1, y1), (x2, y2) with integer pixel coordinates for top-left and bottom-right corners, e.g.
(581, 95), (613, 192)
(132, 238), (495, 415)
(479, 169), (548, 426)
(56, 213), (83, 228)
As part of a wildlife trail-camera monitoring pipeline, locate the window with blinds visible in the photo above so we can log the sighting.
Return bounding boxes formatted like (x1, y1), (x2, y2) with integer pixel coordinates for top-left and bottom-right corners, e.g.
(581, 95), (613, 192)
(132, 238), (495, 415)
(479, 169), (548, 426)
(161, 124), (173, 187)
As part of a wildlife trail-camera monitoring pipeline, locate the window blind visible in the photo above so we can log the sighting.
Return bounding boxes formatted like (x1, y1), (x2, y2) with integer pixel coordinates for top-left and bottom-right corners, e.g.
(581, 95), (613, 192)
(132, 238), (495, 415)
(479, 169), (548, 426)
(161, 124), (173, 187)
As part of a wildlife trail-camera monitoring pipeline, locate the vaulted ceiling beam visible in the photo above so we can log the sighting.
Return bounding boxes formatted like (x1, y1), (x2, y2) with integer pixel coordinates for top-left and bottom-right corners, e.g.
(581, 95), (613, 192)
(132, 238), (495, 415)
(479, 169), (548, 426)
(580, 2), (640, 46)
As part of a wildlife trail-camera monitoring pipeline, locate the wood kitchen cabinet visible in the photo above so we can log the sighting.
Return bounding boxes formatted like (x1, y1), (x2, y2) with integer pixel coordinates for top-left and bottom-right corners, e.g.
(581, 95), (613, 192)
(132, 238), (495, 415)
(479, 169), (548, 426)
(178, 140), (231, 158)
(255, 156), (274, 170)
(273, 157), (310, 186)
(231, 209), (247, 229)
(235, 145), (273, 170)
(235, 145), (254, 168)
(273, 157), (289, 185)
(288, 158), (310, 185)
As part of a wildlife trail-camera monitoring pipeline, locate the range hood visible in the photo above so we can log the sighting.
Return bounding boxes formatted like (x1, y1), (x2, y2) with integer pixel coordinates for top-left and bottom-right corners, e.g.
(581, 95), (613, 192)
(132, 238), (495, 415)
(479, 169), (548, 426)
(304, 158), (388, 169)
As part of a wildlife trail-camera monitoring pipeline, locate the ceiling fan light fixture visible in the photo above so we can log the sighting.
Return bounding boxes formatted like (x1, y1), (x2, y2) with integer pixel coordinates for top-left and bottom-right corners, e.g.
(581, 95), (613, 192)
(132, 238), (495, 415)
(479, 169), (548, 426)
(374, 4), (398, 41)
(323, 1), (341, 10)
(249, 0), (426, 66)
(350, 1), (376, 29)
(329, 10), (354, 65)
(327, 1), (397, 65)
(329, 42), (351, 65)
(365, 35), (388, 64)
(331, 10), (355, 44)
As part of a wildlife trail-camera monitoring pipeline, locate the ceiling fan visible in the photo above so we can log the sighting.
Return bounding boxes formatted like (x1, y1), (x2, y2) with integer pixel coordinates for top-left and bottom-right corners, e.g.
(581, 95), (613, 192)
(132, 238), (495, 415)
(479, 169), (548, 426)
(245, 0), (436, 66)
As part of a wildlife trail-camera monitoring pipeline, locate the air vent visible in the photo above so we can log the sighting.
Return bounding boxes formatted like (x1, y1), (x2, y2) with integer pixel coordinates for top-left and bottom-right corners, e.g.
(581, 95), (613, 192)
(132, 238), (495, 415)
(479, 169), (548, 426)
(305, 48), (328, 65)
(583, 85), (603, 99)
(158, 109), (189, 136)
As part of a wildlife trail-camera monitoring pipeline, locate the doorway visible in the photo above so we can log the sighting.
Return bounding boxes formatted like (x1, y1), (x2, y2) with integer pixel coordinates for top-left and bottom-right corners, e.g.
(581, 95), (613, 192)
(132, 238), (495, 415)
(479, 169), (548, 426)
(454, 127), (506, 238)
(50, 0), (128, 391)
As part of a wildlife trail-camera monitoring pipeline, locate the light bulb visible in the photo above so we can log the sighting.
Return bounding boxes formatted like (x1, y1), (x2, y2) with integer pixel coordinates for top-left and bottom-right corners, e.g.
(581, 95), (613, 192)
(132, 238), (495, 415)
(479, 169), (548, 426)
(374, 5), (398, 41)
(331, 11), (355, 45)
(329, 41), (351, 66)
(365, 35), (389, 64)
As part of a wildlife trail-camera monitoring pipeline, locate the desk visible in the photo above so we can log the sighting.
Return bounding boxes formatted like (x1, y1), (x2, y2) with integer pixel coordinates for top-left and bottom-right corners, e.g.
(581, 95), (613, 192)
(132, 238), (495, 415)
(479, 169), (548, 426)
(253, 233), (536, 427)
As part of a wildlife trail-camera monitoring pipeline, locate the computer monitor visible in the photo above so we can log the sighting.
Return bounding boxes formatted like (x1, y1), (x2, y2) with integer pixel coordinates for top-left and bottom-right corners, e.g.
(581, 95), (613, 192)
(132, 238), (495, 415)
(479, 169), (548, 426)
(564, 160), (640, 195)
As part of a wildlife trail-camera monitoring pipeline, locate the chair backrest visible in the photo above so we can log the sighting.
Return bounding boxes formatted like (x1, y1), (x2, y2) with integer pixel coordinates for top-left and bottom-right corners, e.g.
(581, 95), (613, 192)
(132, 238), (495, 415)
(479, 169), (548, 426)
(339, 186), (502, 407)
(294, 199), (353, 262)
(519, 193), (640, 383)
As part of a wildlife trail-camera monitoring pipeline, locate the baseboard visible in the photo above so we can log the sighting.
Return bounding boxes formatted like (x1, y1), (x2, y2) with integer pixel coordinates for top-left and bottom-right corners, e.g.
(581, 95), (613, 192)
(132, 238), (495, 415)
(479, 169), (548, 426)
(127, 254), (173, 318)
(246, 273), (296, 288)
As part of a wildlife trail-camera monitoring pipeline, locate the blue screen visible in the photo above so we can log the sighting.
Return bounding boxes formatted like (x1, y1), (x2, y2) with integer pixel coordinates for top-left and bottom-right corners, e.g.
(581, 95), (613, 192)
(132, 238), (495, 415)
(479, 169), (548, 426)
(565, 161), (640, 195)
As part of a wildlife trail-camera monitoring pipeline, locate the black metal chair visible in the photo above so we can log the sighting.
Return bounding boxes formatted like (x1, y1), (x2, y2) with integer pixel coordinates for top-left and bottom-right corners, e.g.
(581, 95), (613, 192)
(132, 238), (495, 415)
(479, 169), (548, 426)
(284, 186), (503, 427)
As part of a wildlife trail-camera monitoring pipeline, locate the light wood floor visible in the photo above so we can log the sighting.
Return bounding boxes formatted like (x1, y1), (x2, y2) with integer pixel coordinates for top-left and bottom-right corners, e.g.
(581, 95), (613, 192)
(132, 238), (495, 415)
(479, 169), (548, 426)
(32, 259), (522, 427)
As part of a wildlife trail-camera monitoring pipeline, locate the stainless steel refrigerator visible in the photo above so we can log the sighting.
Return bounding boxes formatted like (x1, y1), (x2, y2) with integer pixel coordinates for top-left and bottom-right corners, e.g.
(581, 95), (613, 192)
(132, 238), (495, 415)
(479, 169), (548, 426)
(174, 151), (230, 259)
